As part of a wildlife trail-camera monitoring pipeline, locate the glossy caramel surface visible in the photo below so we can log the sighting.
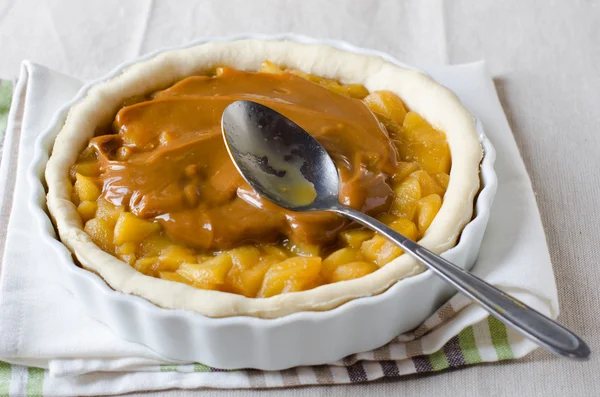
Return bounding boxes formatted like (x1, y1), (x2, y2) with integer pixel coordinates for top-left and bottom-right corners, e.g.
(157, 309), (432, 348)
(84, 67), (400, 250)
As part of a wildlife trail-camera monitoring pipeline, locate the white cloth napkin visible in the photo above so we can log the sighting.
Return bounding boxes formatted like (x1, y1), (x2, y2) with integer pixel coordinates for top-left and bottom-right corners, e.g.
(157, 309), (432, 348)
(0, 60), (558, 395)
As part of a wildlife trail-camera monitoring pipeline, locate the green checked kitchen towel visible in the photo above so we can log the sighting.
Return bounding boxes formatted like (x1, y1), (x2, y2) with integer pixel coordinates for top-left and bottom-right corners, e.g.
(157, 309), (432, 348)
(0, 80), (12, 152)
(0, 62), (557, 396)
(0, 304), (528, 396)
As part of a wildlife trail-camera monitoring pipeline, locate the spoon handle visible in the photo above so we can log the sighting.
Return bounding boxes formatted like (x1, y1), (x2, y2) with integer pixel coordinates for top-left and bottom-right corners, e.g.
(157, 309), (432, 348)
(334, 205), (590, 360)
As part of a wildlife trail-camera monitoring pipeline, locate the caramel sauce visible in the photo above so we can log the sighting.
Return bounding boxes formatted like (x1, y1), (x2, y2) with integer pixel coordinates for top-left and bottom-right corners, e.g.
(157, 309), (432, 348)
(81, 67), (402, 250)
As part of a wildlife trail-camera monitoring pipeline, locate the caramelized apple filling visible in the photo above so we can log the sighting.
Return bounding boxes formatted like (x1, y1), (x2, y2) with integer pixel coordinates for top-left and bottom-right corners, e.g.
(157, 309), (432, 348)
(70, 61), (451, 297)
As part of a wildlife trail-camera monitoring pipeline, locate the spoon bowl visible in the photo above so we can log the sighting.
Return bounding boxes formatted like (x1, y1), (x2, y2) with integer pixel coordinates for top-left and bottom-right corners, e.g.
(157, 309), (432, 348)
(222, 100), (590, 361)
(221, 100), (339, 211)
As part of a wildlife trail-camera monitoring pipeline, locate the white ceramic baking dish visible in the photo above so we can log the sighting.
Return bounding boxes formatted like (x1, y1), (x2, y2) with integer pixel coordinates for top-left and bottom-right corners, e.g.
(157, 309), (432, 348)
(29, 33), (497, 370)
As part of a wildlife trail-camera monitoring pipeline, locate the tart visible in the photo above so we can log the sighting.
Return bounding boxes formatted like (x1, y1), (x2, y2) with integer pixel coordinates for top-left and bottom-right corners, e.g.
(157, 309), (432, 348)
(45, 40), (482, 318)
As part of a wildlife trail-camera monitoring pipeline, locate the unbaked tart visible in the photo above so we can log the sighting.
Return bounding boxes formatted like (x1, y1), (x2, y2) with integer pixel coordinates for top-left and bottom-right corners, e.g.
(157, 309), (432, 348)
(46, 40), (482, 318)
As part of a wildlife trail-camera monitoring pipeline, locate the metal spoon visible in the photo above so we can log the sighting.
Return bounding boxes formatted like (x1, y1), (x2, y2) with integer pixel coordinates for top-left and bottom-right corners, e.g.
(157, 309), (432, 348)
(221, 100), (590, 361)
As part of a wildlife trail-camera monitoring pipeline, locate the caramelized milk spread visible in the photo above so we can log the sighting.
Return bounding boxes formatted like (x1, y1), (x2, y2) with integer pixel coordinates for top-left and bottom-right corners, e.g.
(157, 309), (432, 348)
(83, 67), (402, 250)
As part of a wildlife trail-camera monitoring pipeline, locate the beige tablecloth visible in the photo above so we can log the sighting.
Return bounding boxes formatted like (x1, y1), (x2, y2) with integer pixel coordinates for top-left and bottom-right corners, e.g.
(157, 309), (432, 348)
(1, 0), (598, 396)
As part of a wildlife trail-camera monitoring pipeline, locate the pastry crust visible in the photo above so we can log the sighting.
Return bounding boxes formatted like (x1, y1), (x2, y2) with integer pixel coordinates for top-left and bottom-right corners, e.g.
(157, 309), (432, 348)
(45, 39), (482, 318)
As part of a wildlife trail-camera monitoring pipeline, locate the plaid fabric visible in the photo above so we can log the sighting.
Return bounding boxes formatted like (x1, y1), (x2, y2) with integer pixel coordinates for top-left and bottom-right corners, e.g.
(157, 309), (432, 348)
(0, 80), (13, 154)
